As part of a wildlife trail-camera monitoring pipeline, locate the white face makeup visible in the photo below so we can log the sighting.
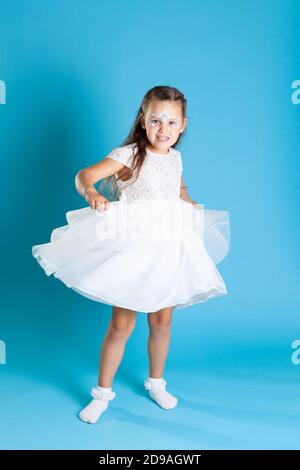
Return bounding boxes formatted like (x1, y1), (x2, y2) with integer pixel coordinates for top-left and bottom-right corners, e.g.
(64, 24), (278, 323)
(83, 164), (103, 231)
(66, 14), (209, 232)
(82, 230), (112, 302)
(146, 110), (182, 129)
(142, 100), (187, 154)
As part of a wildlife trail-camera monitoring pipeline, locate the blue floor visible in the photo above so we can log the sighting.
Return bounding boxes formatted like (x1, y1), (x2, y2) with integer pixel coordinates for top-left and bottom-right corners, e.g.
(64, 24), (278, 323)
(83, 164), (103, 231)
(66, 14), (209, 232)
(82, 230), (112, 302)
(1, 363), (299, 449)
(1, 285), (300, 450)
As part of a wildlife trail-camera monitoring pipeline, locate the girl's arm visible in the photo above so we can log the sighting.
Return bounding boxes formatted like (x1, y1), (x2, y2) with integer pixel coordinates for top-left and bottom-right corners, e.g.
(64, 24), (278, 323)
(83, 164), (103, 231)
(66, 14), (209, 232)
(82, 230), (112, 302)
(180, 176), (197, 206)
(75, 157), (125, 199)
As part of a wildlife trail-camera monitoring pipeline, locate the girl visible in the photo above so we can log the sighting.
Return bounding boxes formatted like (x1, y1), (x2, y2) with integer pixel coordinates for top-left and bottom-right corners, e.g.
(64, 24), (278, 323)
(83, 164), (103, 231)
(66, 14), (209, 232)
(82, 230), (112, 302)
(32, 85), (230, 424)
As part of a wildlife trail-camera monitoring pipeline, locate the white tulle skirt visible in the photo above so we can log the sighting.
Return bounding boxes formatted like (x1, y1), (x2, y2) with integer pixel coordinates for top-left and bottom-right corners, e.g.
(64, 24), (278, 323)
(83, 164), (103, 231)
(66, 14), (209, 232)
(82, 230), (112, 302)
(32, 198), (230, 313)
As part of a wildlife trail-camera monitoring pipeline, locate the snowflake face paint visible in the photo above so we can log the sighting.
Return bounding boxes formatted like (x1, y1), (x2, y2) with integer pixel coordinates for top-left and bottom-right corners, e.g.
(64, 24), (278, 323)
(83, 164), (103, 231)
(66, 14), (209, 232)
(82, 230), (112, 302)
(142, 100), (187, 154)
(146, 110), (182, 129)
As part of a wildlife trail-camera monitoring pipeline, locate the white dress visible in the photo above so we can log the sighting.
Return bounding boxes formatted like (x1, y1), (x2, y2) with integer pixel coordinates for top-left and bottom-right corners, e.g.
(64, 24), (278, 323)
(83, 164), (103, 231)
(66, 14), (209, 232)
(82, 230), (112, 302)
(32, 143), (231, 313)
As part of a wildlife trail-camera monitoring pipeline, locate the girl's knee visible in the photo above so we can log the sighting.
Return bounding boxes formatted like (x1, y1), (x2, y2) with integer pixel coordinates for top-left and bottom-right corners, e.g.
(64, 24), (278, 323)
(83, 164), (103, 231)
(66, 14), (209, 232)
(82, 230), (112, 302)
(148, 310), (172, 333)
(109, 315), (136, 340)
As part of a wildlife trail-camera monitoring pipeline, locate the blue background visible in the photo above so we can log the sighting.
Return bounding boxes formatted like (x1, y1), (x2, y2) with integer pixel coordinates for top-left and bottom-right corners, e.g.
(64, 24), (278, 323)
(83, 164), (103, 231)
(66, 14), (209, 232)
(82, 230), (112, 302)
(0, 0), (300, 450)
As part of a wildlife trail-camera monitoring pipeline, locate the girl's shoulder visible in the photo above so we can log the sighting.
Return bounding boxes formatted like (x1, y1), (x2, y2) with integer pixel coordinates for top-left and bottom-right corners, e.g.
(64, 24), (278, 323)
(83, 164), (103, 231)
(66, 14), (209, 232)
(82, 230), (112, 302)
(105, 143), (138, 168)
(171, 147), (183, 172)
(172, 147), (181, 156)
(164, 146), (182, 170)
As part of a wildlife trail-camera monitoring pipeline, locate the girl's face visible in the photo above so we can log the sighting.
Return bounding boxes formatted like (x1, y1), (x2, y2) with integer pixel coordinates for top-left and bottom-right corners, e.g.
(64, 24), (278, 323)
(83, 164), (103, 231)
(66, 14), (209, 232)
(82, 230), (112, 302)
(141, 100), (187, 154)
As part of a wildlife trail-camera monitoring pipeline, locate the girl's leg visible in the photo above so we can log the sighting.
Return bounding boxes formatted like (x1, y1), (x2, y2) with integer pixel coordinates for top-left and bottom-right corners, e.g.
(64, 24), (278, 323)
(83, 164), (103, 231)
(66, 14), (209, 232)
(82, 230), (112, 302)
(79, 306), (136, 423)
(145, 306), (177, 409)
(147, 306), (173, 378)
(98, 306), (137, 387)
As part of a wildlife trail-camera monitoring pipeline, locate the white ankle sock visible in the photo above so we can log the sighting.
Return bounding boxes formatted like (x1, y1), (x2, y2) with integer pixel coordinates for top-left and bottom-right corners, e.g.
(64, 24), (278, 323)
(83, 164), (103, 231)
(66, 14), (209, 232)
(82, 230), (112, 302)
(144, 377), (178, 410)
(79, 385), (116, 424)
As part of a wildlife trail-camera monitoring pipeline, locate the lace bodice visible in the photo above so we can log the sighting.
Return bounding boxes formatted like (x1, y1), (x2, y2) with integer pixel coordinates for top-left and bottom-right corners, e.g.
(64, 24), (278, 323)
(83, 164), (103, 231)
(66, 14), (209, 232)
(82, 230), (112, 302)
(105, 143), (183, 202)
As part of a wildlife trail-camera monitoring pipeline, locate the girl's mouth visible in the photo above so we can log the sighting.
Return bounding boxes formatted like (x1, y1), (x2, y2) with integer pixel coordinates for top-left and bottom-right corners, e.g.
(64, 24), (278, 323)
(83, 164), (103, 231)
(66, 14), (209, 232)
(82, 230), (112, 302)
(156, 136), (169, 142)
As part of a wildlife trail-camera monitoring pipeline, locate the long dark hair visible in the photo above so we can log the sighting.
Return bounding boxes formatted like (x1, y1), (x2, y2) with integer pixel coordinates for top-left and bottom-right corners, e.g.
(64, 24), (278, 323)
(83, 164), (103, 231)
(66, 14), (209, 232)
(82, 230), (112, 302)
(98, 85), (187, 200)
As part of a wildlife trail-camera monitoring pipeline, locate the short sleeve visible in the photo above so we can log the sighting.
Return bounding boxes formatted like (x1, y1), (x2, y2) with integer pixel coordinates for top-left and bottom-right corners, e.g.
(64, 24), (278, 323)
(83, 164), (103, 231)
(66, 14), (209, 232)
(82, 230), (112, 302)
(105, 144), (137, 169)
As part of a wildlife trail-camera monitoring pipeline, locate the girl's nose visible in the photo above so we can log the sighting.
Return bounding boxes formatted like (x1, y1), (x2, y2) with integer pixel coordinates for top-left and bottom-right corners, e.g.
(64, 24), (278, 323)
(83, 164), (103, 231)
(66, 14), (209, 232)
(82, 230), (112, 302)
(159, 122), (168, 132)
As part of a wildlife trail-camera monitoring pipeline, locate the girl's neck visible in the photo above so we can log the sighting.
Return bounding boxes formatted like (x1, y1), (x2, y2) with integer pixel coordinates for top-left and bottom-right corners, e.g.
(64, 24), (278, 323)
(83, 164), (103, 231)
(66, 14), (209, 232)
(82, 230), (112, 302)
(146, 145), (170, 156)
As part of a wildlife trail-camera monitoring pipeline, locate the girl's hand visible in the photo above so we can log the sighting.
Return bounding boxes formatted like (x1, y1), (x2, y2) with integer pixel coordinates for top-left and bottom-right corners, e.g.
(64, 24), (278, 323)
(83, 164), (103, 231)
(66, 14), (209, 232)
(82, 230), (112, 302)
(85, 188), (110, 212)
(184, 197), (199, 208)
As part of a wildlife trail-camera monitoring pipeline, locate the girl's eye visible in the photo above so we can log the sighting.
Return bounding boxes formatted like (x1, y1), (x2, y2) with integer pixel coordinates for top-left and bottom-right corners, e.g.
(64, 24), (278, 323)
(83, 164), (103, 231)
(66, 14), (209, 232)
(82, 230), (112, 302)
(148, 119), (180, 126)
